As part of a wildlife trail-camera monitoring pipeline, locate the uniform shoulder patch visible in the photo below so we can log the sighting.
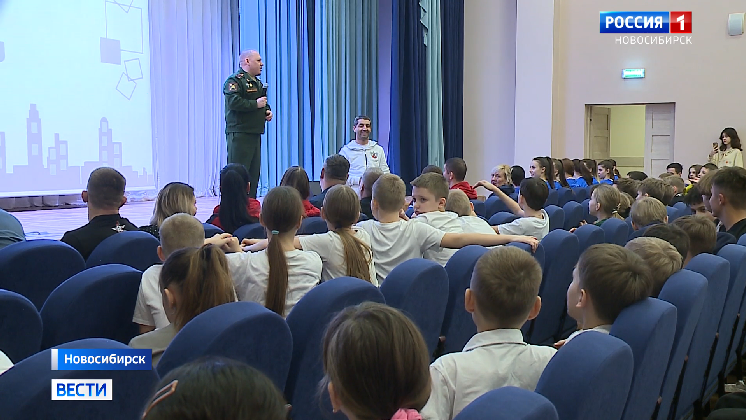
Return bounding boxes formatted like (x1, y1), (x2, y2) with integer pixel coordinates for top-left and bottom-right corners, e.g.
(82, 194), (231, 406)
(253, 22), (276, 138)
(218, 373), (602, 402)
(228, 82), (237, 91)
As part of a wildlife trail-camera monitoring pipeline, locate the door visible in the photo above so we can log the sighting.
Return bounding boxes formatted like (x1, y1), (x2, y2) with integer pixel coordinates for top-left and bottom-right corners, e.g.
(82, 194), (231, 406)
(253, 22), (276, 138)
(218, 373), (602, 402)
(588, 106), (611, 160)
(644, 103), (675, 176)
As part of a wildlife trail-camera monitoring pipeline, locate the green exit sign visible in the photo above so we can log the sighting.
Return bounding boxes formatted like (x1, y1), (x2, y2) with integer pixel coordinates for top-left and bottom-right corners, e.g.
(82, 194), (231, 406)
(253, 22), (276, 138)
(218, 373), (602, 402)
(622, 68), (645, 79)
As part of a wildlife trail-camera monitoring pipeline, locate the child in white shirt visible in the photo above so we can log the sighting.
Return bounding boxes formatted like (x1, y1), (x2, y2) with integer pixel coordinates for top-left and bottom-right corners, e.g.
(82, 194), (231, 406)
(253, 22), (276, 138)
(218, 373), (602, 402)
(558, 244), (652, 348)
(357, 174), (540, 285)
(243, 185), (377, 285)
(132, 214), (206, 334)
(420, 246), (556, 420)
(445, 189), (497, 235)
(476, 177), (550, 240)
(226, 186), (322, 317)
(409, 173), (464, 266)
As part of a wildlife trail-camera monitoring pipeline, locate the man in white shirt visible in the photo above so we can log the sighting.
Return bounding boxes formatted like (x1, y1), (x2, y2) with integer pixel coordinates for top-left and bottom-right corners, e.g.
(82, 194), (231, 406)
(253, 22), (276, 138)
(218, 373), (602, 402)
(421, 246), (556, 420)
(339, 115), (390, 196)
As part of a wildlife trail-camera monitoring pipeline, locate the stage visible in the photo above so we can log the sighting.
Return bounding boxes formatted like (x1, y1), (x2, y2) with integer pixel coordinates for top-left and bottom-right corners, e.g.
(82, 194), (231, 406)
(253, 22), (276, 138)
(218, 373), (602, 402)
(11, 196), (221, 241)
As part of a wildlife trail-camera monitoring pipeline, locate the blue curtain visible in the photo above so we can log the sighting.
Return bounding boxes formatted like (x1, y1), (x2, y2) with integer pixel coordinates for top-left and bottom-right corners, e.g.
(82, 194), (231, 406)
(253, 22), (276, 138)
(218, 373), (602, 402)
(440, 0), (464, 160)
(421, 0), (444, 167)
(390, 0), (428, 190)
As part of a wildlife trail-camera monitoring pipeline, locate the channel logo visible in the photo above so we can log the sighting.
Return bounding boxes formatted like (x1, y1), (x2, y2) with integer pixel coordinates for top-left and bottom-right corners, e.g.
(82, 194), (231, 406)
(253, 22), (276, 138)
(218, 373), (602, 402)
(600, 12), (692, 34)
(52, 379), (112, 400)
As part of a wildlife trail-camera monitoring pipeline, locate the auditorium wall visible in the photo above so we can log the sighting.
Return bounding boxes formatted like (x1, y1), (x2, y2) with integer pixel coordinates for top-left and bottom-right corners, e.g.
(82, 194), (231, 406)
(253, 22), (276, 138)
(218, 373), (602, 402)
(552, 0), (746, 170)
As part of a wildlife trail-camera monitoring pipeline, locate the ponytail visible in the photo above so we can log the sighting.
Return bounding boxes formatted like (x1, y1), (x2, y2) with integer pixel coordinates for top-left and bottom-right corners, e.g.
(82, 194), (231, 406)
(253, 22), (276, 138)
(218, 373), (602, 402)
(265, 231), (289, 315)
(336, 228), (373, 283)
(159, 245), (236, 330)
(261, 186), (304, 316)
(323, 185), (374, 283)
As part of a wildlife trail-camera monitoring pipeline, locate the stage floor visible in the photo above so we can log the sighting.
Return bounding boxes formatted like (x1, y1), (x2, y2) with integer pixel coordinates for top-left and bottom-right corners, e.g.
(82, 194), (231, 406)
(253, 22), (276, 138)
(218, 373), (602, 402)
(12, 196), (221, 241)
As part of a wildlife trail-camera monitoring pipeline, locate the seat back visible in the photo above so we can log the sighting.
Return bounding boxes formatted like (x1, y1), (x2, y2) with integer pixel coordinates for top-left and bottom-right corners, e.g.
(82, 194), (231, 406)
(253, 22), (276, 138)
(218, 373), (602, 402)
(234, 222), (267, 240)
(157, 301), (292, 390)
(525, 230), (580, 345)
(86, 231), (160, 271)
(285, 277), (385, 420)
(0, 338), (158, 420)
(507, 242), (545, 270)
(673, 202), (690, 218)
(611, 298), (677, 420)
(703, 245), (746, 401)
(453, 387), (558, 420)
(601, 218), (628, 246)
(573, 224), (605, 254)
(298, 216), (328, 235)
(557, 188), (574, 206)
(381, 259), (448, 355)
(488, 212), (519, 226)
(675, 254), (730, 419)
(572, 187), (589, 202)
(536, 332), (634, 420)
(485, 196), (510, 218)
(441, 246), (488, 355)
(544, 205), (565, 232)
(545, 189), (558, 206)
(470, 200), (486, 218)
(562, 201), (584, 230)
(0, 290), (43, 363)
(0, 240), (86, 309)
(202, 223), (224, 237)
(666, 206), (681, 222)
(582, 198), (598, 224)
(40, 264), (142, 349)
(727, 243), (746, 380)
(656, 270), (708, 420)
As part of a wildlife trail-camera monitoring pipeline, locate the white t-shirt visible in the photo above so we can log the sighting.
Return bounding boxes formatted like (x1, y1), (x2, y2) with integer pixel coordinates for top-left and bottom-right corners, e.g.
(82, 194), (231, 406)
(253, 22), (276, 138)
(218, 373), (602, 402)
(564, 324), (612, 344)
(497, 209), (550, 240)
(421, 329), (557, 420)
(0, 350), (13, 375)
(411, 211), (462, 266)
(226, 249), (322, 317)
(355, 220), (446, 285)
(459, 215), (497, 235)
(298, 229), (378, 286)
(132, 265), (169, 329)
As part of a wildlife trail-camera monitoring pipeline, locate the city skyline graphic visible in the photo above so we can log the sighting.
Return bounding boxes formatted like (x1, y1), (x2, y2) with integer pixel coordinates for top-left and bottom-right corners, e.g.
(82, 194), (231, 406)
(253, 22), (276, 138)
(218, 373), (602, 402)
(0, 104), (154, 196)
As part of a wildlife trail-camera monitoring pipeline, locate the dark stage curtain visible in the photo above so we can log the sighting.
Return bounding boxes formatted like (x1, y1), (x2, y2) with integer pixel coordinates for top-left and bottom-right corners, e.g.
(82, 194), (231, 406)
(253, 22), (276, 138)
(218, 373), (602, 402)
(389, 0), (428, 190)
(441, 0), (464, 160)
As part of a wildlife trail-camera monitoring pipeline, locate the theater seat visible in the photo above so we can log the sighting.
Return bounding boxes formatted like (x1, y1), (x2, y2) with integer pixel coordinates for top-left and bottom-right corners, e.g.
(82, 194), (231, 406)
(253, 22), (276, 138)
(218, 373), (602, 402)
(507, 242), (545, 270)
(202, 223), (224, 238)
(0, 338), (158, 420)
(40, 264), (142, 349)
(611, 298), (677, 420)
(441, 246), (488, 355)
(582, 199), (597, 224)
(536, 332), (634, 420)
(0, 240), (86, 310)
(544, 205), (565, 232)
(562, 201), (583, 230)
(470, 200), (486, 218)
(545, 189), (558, 206)
(572, 187), (589, 202)
(86, 231), (160, 271)
(0, 290), (43, 363)
(285, 277), (384, 420)
(381, 259), (448, 355)
(485, 196), (510, 219)
(297, 216), (328, 235)
(454, 387), (558, 420)
(234, 223), (266, 240)
(157, 301), (292, 390)
(489, 212), (519, 226)
(557, 188), (574, 207)
(600, 218), (628, 246)
(573, 224), (605, 254)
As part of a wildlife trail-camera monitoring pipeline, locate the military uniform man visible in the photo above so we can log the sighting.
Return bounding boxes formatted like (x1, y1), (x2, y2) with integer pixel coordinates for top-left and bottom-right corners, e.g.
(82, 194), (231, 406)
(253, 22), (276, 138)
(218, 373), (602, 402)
(223, 50), (273, 198)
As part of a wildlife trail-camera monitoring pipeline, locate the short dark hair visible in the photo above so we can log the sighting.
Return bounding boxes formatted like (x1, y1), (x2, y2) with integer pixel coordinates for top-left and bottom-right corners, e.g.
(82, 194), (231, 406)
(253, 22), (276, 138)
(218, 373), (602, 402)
(444, 158), (468, 182)
(353, 115), (372, 126)
(577, 244), (652, 324)
(638, 178), (668, 202)
(471, 246), (542, 326)
(643, 223), (690, 262)
(518, 177), (549, 211)
(614, 178), (641, 199)
(324, 154), (350, 182)
(86, 167), (126, 209)
(142, 357), (287, 420)
(627, 171), (648, 181)
(421, 165), (442, 175)
(411, 172), (449, 201)
(511, 166), (526, 187)
(672, 216), (717, 257)
(667, 163), (683, 174)
(683, 184), (703, 206)
(703, 163), (719, 171)
(598, 160), (614, 171)
(712, 166), (746, 209)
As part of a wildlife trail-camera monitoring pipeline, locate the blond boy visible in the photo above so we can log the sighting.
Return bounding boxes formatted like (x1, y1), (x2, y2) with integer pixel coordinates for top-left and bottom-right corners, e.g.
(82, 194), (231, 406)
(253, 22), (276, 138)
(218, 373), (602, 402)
(630, 197), (668, 230)
(625, 237), (682, 297)
(132, 214), (205, 334)
(421, 247), (555, 420)
(445, 189), (496, 235)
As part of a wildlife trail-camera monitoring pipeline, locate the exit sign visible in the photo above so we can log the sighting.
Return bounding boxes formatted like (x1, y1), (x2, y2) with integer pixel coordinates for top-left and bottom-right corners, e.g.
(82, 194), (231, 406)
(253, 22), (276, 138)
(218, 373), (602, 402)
(622, 68), (645, 79)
